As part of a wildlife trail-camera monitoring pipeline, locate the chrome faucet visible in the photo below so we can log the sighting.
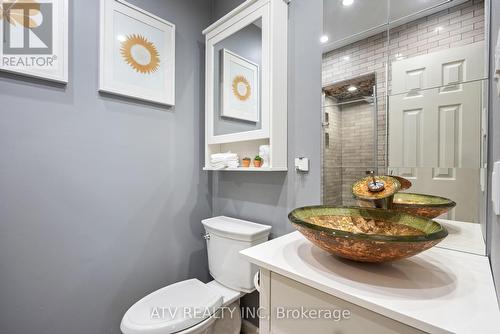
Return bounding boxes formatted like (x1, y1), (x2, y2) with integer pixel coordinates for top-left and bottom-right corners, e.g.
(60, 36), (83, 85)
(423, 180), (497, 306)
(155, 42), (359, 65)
(366, 170), (385, 192)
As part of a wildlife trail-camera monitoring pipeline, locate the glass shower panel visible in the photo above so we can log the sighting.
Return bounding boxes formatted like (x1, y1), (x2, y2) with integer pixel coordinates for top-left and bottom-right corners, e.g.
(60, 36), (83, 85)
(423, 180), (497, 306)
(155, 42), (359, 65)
(322, 74), (379, 206)
(321, 0), (390, 207)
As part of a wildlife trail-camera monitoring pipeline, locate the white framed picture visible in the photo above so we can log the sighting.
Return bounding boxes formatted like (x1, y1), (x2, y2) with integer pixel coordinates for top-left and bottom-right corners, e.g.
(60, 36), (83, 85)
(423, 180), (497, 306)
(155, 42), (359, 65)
(222, 49), (260, 122)
(0, 0), (69, 83)
(99, 0), (175, 106)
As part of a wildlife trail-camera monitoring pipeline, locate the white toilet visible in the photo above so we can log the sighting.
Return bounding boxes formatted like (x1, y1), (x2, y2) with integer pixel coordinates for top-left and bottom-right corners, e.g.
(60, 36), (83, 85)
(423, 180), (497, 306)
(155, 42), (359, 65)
(120, 216), (272, 334)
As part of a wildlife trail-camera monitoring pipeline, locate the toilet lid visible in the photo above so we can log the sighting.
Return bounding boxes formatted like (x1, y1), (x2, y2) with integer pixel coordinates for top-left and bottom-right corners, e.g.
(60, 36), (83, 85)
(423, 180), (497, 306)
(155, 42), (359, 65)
(121, 279), (223, 334)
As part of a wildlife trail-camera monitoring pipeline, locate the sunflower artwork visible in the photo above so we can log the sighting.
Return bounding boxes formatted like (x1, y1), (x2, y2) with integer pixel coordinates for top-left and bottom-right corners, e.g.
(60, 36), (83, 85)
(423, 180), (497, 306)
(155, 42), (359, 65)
(232, 75), (252, 101)
(100, 0), (175, 105)
(0, 0), (41, 28)
(222, 49), (259, 122)
(120, 34), (160, 74)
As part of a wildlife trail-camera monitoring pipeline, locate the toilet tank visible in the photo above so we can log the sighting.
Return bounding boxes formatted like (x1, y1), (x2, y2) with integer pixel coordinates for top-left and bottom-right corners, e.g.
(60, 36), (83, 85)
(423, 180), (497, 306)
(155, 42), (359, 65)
(202, 216), (271, 293)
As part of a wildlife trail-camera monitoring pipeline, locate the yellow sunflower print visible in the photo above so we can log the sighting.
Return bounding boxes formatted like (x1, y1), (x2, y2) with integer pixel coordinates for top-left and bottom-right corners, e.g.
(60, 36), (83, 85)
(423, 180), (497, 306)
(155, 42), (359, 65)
(0, 0), (41, 28)
(232, 75), (251, 101)
(120, 34), (160, 74)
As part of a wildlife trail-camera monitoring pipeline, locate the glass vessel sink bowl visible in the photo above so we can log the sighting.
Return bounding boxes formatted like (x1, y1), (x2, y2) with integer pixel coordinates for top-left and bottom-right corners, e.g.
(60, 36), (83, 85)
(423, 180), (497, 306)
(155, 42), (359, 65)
(357, 193), (456, 219)
(392, 193), (456, 219)
(288, 206), (448, 263)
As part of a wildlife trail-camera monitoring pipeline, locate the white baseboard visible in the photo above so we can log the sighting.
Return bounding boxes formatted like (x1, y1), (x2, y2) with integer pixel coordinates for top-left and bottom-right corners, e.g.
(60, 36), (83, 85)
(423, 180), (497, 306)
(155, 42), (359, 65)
(241, 319), (259, 334)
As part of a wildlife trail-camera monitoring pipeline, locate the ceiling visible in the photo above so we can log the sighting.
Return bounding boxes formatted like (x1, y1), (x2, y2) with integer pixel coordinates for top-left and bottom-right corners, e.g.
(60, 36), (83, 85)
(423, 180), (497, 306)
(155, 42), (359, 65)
(322, 0), (470, 53)
(324, 74), (376, 102)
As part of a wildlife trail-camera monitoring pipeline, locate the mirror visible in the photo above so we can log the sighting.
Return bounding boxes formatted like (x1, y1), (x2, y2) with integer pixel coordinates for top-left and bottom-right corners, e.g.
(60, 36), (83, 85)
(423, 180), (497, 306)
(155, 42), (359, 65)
(386, 0), (488, 230)
(322, 0), (388, 52)
(321, 0), (489, 255)
(387, 79), (488, 225)
(213, 18), (263, 136)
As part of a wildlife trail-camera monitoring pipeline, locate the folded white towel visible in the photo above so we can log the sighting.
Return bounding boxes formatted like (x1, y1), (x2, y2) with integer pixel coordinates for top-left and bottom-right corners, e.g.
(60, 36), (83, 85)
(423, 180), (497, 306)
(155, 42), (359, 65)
(211, 152), (238, 160)
(210, 152), (240, 169)
(211, 158), (238, 164)
(210, 162), (240, 169)
(210, 161), (227, 167)
(210, 163), (227, 170)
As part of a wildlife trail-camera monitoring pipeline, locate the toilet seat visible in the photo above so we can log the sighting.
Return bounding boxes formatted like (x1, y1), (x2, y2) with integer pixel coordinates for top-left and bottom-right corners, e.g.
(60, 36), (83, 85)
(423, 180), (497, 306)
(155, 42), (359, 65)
(120, 279), (223, 334)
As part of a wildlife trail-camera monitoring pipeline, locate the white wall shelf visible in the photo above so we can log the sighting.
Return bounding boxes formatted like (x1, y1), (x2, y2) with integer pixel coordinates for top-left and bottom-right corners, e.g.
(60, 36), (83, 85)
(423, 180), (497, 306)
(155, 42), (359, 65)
(203, 167), (288, 172)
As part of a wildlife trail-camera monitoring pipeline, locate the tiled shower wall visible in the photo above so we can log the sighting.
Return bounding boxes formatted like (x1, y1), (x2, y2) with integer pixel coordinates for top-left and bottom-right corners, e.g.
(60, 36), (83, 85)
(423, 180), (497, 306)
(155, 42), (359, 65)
(340, 101), (376, 206)
(323, 99), (376, 206)
(321, 0), (485, 204)
(322, 96), (342, 205)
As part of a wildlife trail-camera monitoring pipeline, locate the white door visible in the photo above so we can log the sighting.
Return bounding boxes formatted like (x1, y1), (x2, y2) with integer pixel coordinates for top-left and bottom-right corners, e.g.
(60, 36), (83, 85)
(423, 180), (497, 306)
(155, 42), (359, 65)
(389, 42), (484, 223)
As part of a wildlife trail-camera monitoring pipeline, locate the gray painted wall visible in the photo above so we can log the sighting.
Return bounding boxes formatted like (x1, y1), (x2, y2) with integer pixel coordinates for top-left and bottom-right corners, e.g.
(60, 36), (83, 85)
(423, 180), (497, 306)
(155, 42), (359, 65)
(0, 1), (212, 333)
(487, 0), (500, 302)
(213, 0), (249, 21)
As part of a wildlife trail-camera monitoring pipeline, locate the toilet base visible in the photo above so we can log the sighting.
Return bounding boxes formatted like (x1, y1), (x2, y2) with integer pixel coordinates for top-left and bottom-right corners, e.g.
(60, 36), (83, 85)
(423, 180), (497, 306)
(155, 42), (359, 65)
(212, 302), (241, 334)
(177, 301), (241, 334)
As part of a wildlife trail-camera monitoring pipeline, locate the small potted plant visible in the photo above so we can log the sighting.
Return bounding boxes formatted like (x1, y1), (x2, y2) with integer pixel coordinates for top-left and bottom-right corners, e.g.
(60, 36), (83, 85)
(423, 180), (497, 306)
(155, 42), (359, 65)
(242, 157), (251, 167)
(253, 155), (263, 167)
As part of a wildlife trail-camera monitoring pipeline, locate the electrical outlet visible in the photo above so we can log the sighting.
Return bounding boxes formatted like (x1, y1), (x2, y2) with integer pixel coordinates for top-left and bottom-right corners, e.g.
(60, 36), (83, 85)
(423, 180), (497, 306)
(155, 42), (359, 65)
(295, 157), (309, 172)
(495, 28), (500, 96)
(493, 161), (500, 215)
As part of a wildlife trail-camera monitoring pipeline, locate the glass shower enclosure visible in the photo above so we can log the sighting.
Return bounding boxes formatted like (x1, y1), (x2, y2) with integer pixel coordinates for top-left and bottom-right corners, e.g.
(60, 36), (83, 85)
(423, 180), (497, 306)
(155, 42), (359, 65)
(321, 73), (382, 206)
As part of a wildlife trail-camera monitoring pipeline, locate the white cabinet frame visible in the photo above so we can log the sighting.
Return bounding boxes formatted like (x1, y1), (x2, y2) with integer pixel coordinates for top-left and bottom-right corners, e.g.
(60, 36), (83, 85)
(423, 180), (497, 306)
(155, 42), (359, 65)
(203, 0), (288, 171)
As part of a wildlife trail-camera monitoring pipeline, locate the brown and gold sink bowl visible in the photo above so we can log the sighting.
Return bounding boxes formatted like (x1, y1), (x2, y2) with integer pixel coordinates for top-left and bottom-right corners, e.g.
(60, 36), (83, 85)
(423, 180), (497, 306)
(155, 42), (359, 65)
(288, 206), (448, 263)
(392, 193), (456, 219)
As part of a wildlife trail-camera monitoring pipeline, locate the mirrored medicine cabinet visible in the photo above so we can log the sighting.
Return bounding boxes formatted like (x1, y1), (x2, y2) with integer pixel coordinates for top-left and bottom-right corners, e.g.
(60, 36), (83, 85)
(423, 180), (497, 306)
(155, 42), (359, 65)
(203, 0), (288, 171)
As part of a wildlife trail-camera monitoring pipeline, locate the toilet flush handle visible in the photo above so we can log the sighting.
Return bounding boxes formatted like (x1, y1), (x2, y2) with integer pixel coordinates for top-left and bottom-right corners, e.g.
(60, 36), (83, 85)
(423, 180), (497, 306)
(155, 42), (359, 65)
(202, 233), (210, 241)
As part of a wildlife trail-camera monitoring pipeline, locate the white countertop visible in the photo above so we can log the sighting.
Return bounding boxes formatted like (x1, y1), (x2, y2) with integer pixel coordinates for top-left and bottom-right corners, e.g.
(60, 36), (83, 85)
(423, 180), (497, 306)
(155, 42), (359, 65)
(435, 219), (486, 255)
(240, 231), (500, 334)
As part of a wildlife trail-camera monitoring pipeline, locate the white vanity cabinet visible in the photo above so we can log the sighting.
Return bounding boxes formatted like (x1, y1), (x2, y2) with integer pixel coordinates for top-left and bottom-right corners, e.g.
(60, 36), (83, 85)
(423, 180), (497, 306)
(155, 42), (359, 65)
(258, 269), (426, 334)
(241, 232), (500, 334)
